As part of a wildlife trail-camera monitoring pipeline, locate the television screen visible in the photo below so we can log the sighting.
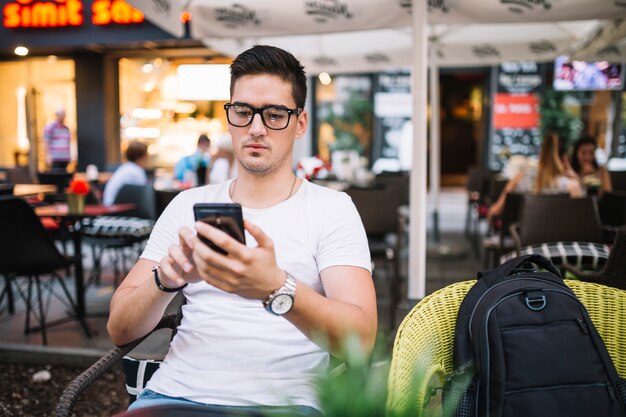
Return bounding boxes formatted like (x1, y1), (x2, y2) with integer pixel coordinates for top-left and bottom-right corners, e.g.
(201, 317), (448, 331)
(553, 55), (623, 91)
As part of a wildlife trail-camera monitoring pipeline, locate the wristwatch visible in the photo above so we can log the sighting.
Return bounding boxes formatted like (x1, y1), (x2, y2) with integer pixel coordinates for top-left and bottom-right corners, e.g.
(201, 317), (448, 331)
(263, 271), (296, 315)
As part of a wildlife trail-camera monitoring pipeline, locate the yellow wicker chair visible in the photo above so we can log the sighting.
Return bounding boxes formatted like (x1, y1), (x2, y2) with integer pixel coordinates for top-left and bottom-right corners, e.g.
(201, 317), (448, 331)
(386, 280), (626, 416)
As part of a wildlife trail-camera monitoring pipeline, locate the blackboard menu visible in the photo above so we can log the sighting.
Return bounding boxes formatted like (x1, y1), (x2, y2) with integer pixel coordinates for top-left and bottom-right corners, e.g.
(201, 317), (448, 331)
(490, 61), (543, 170)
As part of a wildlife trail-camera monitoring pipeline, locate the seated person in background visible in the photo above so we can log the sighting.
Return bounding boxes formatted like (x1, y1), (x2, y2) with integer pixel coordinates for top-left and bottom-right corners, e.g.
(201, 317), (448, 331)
(488, 133), (582, 221)
(571, 135), (612, 196)
(102, 141), (148, 206)
(208, 133), (237, 184)
(174, 134), (211, 185)
(107, 45), (377, 416)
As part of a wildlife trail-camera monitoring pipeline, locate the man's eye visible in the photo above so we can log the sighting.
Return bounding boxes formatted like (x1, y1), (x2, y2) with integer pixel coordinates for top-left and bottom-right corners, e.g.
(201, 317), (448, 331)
(267, 110), (286, 120)
(235, 108), (252, 117)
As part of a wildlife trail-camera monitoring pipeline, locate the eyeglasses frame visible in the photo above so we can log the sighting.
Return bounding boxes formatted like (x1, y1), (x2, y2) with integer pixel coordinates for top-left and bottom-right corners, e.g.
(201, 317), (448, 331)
(224, 103), (303, 131)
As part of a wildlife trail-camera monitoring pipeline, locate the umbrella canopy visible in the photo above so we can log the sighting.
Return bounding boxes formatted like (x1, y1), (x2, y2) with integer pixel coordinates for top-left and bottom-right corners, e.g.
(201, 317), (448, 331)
(125, 0), (626, 72)
(205, 21), (603, 74)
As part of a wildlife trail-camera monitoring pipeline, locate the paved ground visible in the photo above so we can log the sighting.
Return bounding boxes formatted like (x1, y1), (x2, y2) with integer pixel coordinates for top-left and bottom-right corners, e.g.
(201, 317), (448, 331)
(0, 187), (482, 361)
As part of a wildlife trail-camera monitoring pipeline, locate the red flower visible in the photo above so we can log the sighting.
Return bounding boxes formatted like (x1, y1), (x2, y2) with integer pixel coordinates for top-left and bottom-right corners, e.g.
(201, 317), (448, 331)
(68, 179), (90, 195)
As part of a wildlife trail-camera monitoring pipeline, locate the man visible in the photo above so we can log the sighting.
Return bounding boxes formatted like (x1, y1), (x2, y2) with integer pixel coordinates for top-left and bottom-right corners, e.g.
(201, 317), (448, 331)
(102, 141), (149, 206)
(107, 45), (377, 415)
(174, 134), (211, 185)
(43, 107), (72, 171)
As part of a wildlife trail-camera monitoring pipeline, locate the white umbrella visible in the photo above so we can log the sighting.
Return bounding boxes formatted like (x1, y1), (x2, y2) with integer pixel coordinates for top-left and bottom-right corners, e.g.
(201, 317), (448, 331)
(126, 0), (626, 300)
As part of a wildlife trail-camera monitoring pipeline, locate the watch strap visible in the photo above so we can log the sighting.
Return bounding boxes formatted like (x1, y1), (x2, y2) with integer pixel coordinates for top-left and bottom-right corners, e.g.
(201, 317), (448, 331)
(263, 271), (296, 314)
(153, 265), (187, 293)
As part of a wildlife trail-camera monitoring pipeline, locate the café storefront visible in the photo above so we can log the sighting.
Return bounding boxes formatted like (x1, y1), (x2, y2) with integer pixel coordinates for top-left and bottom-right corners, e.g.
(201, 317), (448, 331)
(0, 0), (232, 173)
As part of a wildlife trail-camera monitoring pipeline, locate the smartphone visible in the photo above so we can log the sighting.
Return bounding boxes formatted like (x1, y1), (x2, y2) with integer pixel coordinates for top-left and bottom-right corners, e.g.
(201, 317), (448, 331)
(193, 203), (246, 255)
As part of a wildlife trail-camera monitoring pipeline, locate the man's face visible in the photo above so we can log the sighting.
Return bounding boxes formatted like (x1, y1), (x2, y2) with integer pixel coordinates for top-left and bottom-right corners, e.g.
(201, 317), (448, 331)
(228, 74), (307, 176)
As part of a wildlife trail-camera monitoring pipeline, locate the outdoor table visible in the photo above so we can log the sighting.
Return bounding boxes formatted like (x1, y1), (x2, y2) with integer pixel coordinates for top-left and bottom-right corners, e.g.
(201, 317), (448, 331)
(35, 203), (135, 336)
(500, 241), (610, 271)
(12, 183), (57, 197)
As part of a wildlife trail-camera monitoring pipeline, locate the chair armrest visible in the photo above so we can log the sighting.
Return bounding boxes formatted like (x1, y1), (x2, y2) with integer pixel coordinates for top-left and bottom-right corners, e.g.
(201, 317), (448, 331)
(561, 263), (600, 281)
(509, 223), (522, 255)
(55, 314), (179, 417)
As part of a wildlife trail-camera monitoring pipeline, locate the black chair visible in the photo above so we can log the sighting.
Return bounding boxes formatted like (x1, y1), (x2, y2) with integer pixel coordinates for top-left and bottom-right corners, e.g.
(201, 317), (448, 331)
(562, 228), (626, 291)
(375, 171), (409, 206)
(344, 184), (402, 328)
(0, 197), (83, 345)
(6, 166), (34, 184)
(599, 191), (626, 228)
(57, 310), (182, 417)
(37, 171), (74, 203)
(464, 168), (501, 256)
(609, 170), (626, 192)
(482, 192), (525, 268)
(155, 189), (182, 218)
(511, 196), (604, 254)
(83, 183), (156, 286)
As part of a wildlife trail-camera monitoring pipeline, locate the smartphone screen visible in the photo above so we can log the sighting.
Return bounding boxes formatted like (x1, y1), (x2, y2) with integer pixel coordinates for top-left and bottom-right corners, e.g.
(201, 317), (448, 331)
(193, 203), (245, 255)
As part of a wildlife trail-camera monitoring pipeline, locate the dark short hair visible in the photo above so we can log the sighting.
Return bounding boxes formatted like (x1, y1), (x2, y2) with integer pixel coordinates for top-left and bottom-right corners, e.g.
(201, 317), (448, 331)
(571, 135), (599, 174)
(229, 45), (307, 109)
(125, 141), (148, 163)
(197, 134), (210, 146)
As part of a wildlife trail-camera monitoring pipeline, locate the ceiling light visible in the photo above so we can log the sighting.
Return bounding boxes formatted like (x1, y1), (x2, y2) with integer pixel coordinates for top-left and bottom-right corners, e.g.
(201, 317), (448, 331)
(14, 46), (29, 56)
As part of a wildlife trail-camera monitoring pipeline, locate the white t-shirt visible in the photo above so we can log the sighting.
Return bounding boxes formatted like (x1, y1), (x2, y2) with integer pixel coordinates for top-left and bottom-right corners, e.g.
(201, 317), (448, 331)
(141, 179), (371, 408)
(102, 162), (147, 206)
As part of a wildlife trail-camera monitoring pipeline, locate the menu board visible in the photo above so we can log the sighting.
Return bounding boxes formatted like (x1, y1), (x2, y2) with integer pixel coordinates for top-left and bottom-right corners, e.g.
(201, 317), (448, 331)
(372, 70), (412, 170)
(490, 61), (543, 170)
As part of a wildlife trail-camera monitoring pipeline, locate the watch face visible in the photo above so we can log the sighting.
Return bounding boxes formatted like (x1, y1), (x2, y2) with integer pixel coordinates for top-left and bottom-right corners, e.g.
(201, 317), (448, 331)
(270, 294), (294, 315)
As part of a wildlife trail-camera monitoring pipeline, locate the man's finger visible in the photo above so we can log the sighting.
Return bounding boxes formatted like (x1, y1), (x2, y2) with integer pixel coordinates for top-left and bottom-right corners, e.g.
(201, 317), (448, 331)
(194, 221), (247, 257)
(244, 220), (272, 249)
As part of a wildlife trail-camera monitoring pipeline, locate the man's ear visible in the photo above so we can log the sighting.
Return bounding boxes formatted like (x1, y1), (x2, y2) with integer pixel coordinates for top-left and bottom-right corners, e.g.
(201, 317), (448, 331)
(294, 110), (308, 139)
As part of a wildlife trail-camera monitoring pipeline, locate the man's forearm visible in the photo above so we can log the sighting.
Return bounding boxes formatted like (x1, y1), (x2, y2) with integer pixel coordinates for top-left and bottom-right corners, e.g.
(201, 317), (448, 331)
(107, 262), (178, 345)
(285, 280), (377, 358)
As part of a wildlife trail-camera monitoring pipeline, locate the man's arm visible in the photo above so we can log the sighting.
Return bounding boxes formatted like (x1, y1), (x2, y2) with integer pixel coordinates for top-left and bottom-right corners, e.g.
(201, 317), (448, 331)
(287, 265), (377, 355)
(107, 230), (200, 345)
(107, 259), (178, 345)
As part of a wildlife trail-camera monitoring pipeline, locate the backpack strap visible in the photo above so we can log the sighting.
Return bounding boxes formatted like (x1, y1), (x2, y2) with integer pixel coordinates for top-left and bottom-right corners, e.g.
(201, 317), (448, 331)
(477, 254), (562, 282)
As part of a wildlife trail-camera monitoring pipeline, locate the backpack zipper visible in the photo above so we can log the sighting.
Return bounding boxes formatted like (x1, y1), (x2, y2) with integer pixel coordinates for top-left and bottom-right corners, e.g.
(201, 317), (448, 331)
(505, 382), (614, 398)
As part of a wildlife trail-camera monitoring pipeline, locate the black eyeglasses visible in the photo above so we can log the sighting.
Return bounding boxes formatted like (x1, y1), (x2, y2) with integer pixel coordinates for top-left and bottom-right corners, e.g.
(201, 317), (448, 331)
(224, 103), (302, 130)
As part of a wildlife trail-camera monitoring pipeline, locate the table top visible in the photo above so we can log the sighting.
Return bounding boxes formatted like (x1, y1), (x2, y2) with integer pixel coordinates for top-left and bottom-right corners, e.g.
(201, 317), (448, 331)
(13, 184), (58, 197)
(35, 203), (136, 218)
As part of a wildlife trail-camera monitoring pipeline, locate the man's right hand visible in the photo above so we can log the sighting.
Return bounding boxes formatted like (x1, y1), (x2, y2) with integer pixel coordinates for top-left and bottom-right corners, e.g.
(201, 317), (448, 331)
(158, 227), (203, 289)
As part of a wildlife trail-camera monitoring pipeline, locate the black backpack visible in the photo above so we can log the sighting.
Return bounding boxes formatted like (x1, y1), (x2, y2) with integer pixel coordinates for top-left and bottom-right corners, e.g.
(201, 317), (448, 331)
(443, 254), (626, 417)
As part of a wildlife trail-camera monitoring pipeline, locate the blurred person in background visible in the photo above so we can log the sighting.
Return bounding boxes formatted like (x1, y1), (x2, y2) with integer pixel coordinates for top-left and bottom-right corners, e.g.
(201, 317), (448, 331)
(571, 135), (612, 196)
(208, 133), (237, 184)
(43, 107), (72, 171)
(488, 133), (582, 221)
(103, 141), (149, 206)
(174, 134), (211, 185)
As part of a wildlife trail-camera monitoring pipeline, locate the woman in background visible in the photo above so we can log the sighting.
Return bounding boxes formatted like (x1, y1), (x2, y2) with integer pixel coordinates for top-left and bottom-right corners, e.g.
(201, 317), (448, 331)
(488, 133), (582, 221)
(570, 136), (612, 196)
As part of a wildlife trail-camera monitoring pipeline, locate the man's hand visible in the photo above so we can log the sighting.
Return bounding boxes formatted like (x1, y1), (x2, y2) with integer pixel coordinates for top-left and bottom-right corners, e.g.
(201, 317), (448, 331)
(186, 219), (284, 299)
(157, 228), (203, 289)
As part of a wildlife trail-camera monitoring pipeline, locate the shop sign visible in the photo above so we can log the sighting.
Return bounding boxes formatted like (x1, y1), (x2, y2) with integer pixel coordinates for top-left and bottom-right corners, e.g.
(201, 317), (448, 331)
(3, 0), (144, 28)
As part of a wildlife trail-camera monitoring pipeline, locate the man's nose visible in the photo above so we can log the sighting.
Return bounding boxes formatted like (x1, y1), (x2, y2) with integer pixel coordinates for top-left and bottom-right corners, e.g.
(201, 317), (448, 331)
(248, 113), (267, 136)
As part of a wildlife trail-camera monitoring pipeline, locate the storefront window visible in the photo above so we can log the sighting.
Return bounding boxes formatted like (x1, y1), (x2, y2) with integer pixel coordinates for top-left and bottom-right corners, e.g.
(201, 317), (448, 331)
(118, 57), (230, 170)
(0, 58), (76, 171)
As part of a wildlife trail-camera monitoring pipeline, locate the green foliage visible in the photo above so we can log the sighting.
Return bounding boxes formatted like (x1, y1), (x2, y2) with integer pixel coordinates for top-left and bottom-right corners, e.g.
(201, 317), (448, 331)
(539, 89), (583, 149)
(322, 92), (373, 155)
(313, 334), (419, 417)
